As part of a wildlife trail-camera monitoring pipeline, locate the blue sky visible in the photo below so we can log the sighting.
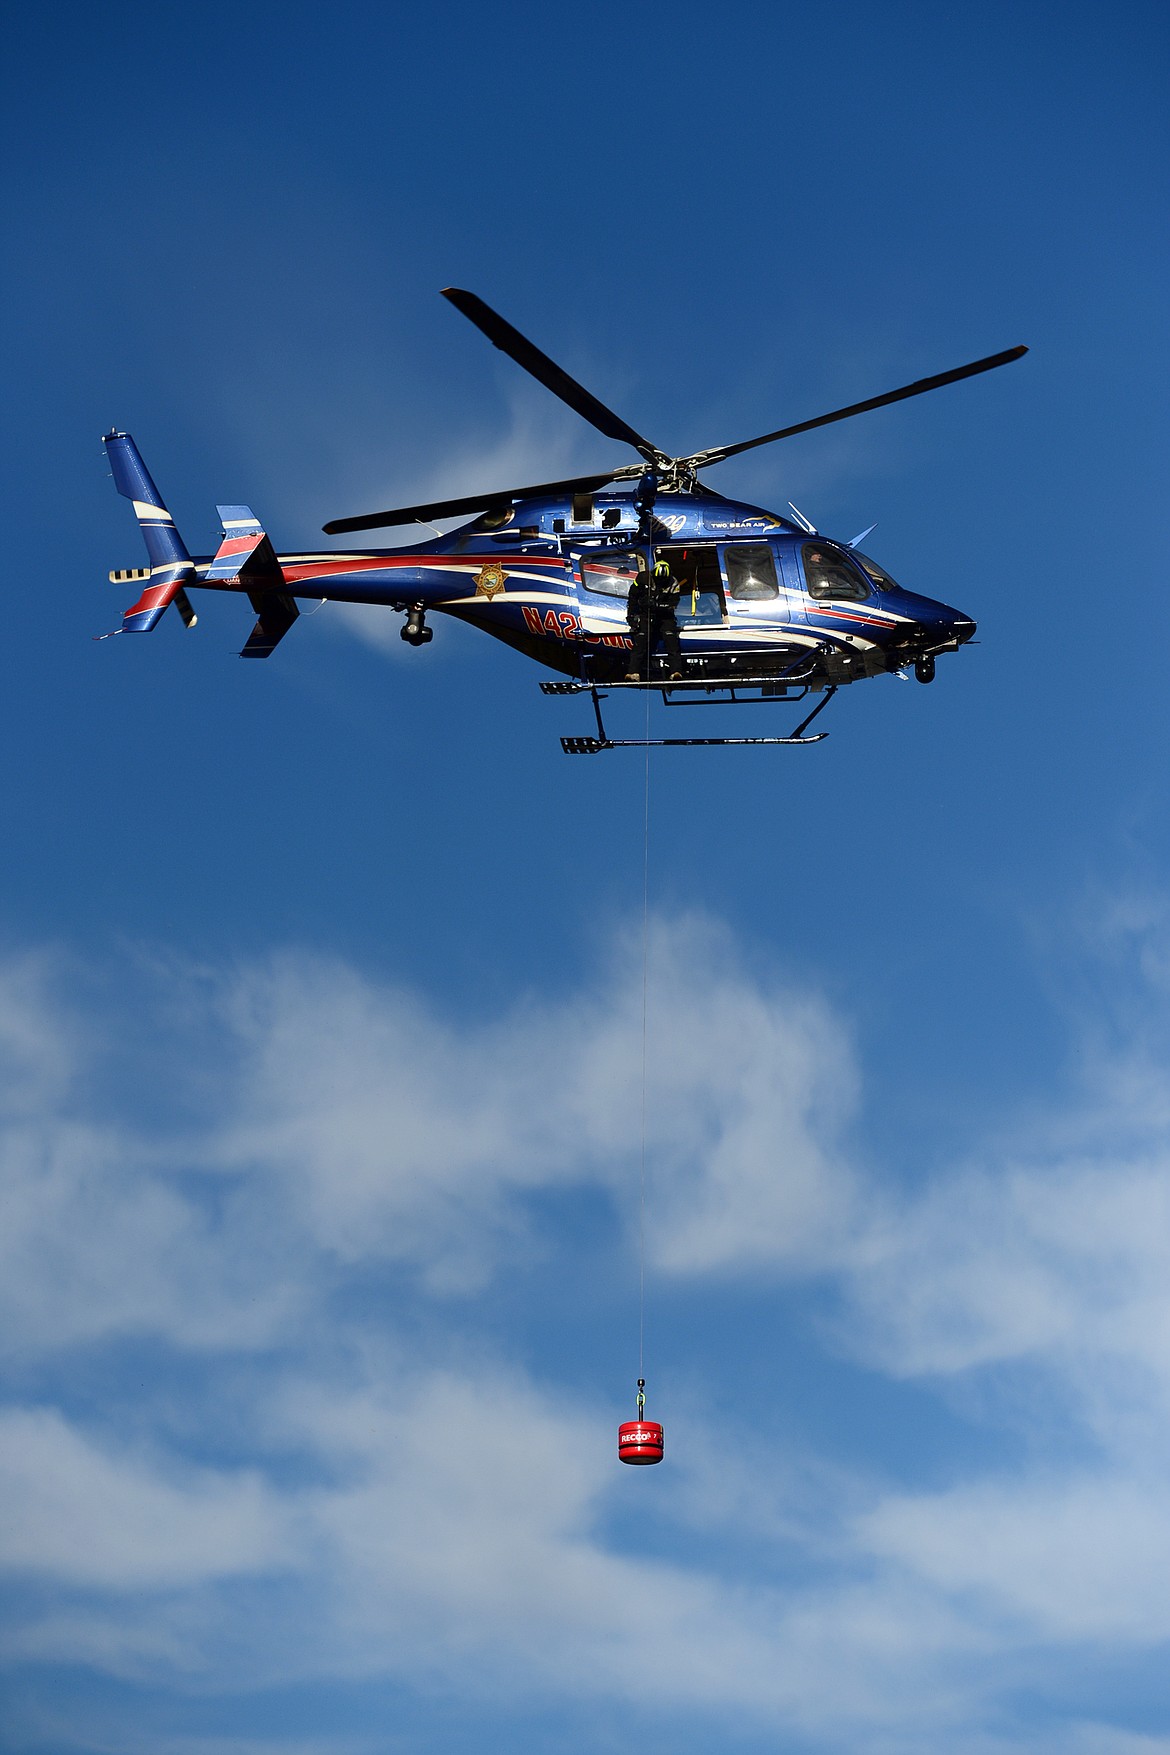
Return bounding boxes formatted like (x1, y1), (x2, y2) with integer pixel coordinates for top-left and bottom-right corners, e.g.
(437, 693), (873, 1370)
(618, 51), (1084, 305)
(3, 1), (1170, 1750)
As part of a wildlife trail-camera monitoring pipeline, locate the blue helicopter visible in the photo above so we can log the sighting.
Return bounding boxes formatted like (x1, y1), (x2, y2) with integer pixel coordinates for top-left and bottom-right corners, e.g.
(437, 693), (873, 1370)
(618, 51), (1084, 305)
(103, 289), (1026, 752)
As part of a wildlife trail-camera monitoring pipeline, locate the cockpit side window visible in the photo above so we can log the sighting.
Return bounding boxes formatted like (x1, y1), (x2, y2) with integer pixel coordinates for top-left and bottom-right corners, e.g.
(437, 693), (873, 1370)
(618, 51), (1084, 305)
(725, 544), (779, 600)
(802, 543), (871, 602)
(853, 551), (899, 592)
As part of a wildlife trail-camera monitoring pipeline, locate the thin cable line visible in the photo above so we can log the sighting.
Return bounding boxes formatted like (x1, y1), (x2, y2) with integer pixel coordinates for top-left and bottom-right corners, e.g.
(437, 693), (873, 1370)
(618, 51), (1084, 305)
(639, 654), (651, 1383)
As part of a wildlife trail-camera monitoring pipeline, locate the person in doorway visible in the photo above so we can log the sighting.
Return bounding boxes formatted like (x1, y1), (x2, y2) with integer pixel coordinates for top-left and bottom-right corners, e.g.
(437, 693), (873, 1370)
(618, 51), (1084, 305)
(625, 554), (683, 681)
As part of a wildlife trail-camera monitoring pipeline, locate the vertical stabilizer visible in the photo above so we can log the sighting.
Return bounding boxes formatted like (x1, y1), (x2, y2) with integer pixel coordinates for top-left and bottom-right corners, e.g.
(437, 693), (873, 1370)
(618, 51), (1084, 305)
(102, 431), (195, 633)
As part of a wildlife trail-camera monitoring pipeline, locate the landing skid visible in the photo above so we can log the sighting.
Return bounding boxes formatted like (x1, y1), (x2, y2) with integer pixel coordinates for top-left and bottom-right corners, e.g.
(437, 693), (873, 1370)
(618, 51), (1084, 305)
(543, 675), (839, 755)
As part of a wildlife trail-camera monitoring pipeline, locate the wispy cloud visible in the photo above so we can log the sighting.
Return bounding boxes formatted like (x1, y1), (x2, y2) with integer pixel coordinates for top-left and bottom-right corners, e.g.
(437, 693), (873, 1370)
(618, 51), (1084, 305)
(296, 385), (607, 658)
(209, 916), (857, 1287)
(0, 1406), (295, 1589)
(4, 905), (1170, 1748)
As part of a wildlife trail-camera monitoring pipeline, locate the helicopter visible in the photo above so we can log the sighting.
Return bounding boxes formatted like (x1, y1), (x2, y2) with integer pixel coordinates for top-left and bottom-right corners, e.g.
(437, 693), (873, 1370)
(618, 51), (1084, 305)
(102, 290), (1026, 752)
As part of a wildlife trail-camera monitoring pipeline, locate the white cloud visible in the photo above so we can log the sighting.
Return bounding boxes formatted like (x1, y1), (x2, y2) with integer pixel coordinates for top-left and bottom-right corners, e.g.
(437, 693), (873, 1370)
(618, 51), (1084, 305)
(0, 1111), (306, 1357)
(1067, 1733), (1170, 1755)
(0, 950), (78, 1113)
(0, 1360), (1016, 1739)
(5, 909), (1170, 1748)
(838, 1138), (1170, 1469)
(211, 916), (858, 1291)
(861, 1471), (1170, 1642)
(0, 922), (856, 1362)
(0, 956), (317, 1360)
(317, 387), (603, 658)
(0, 1406), (295, 1590)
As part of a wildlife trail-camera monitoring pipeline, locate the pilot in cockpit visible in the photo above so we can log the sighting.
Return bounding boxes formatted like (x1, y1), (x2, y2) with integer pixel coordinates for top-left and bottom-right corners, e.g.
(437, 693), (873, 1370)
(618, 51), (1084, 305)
(804, 547), (865, 599)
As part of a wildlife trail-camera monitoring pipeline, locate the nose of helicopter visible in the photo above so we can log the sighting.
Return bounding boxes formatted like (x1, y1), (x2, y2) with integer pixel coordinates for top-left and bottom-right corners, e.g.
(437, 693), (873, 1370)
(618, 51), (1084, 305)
(922, 595), (976, 643)
(890, 596), (976, 672)
(920, 599), (976, 646)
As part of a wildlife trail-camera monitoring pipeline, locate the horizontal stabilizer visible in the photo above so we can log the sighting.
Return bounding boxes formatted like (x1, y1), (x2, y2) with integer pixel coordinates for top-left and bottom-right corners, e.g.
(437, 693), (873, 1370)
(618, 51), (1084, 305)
(240, 591), (299, 659)
(206, 505), (285, 587)
(208, 505), (297, 655)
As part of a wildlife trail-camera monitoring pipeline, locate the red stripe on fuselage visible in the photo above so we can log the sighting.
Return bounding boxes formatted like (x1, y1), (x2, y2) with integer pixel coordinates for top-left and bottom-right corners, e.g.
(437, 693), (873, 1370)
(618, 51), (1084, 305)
(808, 604), (899, 630)
(278, 554), (564, 585)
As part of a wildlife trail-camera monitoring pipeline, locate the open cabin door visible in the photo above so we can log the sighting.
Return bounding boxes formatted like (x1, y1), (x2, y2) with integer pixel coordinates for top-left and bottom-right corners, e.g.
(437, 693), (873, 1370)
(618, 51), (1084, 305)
(656, 544), (727, 628)
(573, 544), (727, 635)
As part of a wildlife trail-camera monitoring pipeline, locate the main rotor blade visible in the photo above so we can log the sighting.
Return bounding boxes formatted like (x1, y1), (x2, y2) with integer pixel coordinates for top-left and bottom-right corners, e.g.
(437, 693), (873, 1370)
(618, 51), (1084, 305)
(441, 287), (662, 461)
(322, 469), (625, 536)
(684, 344), (1028, 470)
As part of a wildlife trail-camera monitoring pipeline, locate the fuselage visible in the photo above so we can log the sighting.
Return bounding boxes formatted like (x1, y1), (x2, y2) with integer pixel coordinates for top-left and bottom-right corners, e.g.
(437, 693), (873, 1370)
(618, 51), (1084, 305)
(189, 488), (976, 687)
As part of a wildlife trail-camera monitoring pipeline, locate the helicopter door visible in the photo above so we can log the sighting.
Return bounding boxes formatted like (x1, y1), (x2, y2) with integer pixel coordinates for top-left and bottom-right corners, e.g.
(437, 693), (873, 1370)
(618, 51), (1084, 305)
(776, 542), (813, 623)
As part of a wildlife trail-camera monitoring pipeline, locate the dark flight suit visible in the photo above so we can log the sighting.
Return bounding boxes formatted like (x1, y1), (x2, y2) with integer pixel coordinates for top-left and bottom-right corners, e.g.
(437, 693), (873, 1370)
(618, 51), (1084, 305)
(626, 563), (684, 679)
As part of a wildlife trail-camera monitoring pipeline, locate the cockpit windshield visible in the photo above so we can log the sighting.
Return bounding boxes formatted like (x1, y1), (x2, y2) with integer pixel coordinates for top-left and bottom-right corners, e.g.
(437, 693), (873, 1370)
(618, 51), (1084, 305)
(852, 552), (900, 592)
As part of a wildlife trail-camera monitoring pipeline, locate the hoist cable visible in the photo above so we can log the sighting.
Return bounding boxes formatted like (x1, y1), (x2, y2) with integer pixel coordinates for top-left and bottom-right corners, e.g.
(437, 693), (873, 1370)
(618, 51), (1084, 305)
(638, 629), (652, 1384)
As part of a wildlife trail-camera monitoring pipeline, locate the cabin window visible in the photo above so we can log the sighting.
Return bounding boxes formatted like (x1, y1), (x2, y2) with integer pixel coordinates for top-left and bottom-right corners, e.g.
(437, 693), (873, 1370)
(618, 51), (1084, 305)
(579, 550), (642, 599)
(724, 544), (779, 600)
(802, 543), (871, 602)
